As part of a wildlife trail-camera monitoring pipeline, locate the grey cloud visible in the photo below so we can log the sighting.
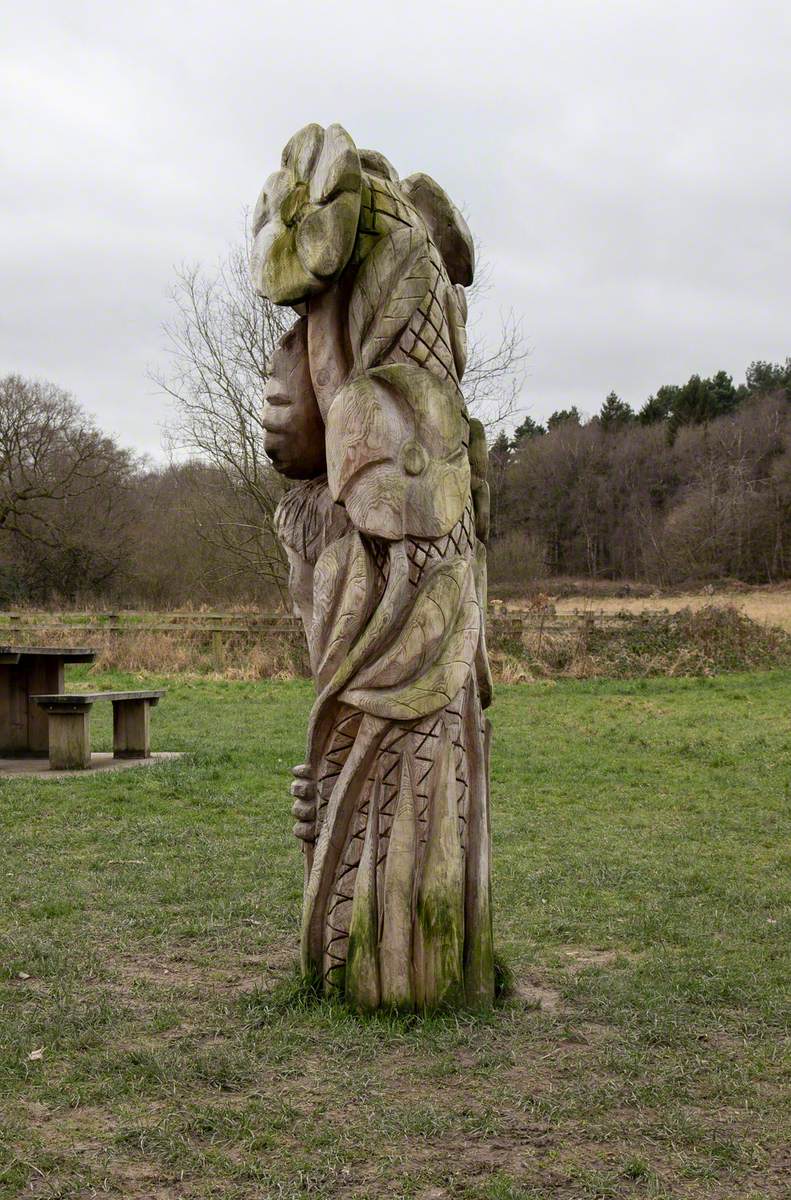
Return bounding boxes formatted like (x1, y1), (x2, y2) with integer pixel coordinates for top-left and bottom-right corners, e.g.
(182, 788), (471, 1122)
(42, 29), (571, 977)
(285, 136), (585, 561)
(2, 0), (789, 453)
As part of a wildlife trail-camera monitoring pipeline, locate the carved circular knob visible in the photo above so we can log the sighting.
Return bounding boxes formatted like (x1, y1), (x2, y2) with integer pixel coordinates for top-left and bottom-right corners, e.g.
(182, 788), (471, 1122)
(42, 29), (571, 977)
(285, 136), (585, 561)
(401, 440), (428, 477)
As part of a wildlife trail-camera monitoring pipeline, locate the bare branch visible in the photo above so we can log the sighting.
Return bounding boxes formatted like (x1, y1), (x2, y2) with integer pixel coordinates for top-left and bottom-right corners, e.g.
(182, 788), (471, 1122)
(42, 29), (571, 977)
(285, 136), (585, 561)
(154, 228), (293, 601)
(463, 247), (529, 430)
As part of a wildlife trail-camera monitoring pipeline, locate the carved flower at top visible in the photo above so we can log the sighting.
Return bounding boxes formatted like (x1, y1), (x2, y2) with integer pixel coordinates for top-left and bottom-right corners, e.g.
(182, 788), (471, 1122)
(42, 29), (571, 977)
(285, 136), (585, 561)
(250, 123), (362, 306)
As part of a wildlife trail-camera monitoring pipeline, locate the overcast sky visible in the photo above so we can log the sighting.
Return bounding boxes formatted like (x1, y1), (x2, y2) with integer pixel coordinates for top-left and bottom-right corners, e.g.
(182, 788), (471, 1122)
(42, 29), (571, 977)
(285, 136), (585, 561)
(3, 0), (790, 457)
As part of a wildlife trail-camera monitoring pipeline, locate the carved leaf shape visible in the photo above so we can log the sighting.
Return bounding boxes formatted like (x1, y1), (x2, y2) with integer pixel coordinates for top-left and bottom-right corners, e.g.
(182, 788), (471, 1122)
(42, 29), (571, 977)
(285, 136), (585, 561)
(380, 756), (416, 1009)
(349, 225), (433, 370)
(413, 725), (465, 1009)
(400, 172), (475, 286)
(345, 781), (381, 1011)
(341, 557), (481, 720)
(315, 542), (412, 709)
(311, 532), (376, 688)
(445, 282), (468, 381)
(347, 557), (469, 691)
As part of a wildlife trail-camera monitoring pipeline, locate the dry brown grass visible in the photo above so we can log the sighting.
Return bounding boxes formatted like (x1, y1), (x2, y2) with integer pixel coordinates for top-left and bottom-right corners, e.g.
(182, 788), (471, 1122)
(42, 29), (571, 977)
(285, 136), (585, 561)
(488, 603), (791, 680)
(553, 590), (791, 632)
(3, 595), (790, 682)
(497, 583), (791, 632)
(0, 624), (309, 681)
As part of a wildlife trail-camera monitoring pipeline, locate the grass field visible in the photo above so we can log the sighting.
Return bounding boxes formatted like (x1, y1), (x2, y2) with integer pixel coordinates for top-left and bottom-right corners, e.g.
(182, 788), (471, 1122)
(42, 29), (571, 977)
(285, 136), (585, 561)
(1, 669), (790, 1199)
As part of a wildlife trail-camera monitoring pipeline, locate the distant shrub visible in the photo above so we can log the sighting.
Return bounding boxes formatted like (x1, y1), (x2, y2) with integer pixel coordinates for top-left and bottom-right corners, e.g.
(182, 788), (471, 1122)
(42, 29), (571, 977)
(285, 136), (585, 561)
(487, 604), (791, 680)
(579, 604), (791, 675)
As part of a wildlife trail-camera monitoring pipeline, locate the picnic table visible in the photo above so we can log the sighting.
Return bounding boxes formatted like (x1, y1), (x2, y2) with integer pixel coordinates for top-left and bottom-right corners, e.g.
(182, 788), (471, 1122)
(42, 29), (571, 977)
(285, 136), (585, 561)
(0, 646), (96, 756)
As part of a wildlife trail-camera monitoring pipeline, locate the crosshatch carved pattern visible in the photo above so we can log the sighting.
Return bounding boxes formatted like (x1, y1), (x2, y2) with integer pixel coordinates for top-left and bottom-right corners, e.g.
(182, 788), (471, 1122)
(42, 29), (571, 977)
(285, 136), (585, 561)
(405, 500), (476, 589)
(322, 680), (475, 991)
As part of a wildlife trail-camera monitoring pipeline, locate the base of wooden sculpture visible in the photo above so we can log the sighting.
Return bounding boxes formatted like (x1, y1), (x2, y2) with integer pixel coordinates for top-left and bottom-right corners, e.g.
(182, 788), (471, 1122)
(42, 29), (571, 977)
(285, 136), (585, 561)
(301, 697), (494, 1014)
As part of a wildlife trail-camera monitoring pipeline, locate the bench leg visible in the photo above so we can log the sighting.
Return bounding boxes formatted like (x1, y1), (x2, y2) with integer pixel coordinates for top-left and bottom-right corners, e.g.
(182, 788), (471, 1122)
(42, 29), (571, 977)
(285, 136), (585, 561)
(27, 656), (64, 754)
(113, 700), (150, 758)
(49, 710), (91, 770)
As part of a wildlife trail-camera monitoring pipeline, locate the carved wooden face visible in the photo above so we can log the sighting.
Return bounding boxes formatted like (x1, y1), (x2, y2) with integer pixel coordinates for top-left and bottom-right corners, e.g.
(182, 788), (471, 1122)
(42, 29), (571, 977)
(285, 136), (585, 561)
(262, 317), (326, 480)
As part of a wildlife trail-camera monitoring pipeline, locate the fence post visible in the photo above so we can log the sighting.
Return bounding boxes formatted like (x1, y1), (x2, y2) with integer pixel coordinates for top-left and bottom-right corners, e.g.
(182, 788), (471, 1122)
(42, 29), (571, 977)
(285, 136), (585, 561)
(211, 630), (225, 671)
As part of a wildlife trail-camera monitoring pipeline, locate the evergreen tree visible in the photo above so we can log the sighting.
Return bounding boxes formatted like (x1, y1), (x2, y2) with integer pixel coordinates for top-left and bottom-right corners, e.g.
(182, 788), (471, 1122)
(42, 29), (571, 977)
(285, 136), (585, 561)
(512, 415), (545, 444)
(669, 371), (738, 433)
(639, 385), (678, 425)
(745, 359), (791, 402)
(599, 391), (634, 429)
(547, 406), (581, 430)
(489, 429), (512, 468)
(708, 370), (739, 416)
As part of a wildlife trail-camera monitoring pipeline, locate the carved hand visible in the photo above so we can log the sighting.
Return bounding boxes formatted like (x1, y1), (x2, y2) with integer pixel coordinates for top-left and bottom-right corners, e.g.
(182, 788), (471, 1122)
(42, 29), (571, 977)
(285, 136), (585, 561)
(290, 763), (316, 844)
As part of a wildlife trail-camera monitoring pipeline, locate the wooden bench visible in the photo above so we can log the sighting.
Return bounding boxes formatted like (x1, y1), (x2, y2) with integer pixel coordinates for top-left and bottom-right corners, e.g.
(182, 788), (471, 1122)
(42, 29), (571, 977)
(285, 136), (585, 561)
(31, 691), (165, 770)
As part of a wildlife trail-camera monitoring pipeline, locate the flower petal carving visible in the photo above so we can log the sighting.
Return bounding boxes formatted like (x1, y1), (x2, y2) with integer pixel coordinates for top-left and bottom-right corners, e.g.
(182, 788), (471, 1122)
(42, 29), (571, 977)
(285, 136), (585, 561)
(250, 123), (362, 305)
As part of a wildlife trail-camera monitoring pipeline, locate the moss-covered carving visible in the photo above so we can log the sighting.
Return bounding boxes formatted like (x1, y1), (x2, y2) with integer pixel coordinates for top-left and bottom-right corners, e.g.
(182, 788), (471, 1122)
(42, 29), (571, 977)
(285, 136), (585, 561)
(256, 123), (494, 1012)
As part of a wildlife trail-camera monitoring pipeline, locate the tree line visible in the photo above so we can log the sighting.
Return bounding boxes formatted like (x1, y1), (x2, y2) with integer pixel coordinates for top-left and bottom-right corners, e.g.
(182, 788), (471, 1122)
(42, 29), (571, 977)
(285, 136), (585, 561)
(0, 374), (287, 607)
(0, 234), (528, 607)
(490, 359), (791, 589)
(3, 235), (788, 608)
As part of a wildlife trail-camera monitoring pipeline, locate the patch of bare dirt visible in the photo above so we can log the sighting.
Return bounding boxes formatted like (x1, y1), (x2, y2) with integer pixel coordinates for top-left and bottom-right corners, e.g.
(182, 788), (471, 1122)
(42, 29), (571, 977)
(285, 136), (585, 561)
(513, 949), (632, 1016)
(515, 980), (563, 1012)
(110, 943), (295, 997)
(115, 955), (208, 988)
(350, 1127), (791, 1200)
(558, 945), (624, 971)
(98, 1162), (189, 1200)
(21, 1101), (115, 1144)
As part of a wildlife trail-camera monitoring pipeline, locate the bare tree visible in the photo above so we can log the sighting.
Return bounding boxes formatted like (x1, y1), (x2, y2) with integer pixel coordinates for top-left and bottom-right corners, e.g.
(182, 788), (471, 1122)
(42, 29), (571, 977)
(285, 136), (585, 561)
(0, 375), (138, 600)
(0, 376), (126, 539)
(156, 239), (294, 600)
(463, 252), (529, 429)
(157, 233), (528, 601)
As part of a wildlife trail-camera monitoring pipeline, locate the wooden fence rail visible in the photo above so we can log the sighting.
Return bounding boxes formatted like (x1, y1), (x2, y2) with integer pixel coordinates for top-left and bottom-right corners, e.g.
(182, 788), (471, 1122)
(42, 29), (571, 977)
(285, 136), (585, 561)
(0, 609), (672, 670)
(0, 609), (669, 639)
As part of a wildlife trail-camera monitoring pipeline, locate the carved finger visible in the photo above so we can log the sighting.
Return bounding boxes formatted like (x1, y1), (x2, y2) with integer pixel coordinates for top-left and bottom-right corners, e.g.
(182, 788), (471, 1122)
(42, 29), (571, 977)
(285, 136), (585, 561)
(291, 763), (313, 779)
(291, 797), (315, 821)
(293, 821), (316, 843)
(290, 778), (315, 800)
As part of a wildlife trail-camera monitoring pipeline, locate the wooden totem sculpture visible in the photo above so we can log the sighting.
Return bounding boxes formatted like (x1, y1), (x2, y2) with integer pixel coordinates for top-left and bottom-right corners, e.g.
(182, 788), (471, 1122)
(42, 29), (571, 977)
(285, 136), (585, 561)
(253, 123), (494, 1011)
